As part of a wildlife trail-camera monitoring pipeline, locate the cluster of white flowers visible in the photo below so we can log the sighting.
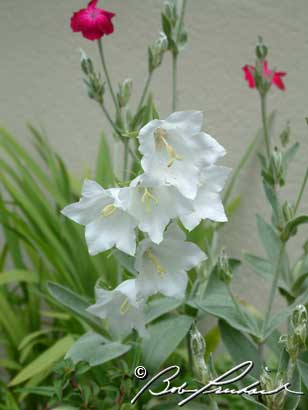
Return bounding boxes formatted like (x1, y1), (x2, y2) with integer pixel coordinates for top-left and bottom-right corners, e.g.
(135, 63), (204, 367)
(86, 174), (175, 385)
(62, 111), (230, 339)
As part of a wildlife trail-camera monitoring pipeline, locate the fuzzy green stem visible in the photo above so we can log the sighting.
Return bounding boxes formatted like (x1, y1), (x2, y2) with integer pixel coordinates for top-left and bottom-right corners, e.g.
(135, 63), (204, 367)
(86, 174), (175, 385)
(260, 94), (271, 160)
(97, 39), (119, 114)
(186, 331), (194, 374)
(123, 140), (129, 181)
(172, 52), (178, 111)
(100, 103), (138, 161)
(294, 168), (308, 214)
(262, 242), (286, 339)
(223, 128), (263, 205)
(136, 72), (152, 113)
(227, 284), (249, 327)
(177, 0), (188, 41)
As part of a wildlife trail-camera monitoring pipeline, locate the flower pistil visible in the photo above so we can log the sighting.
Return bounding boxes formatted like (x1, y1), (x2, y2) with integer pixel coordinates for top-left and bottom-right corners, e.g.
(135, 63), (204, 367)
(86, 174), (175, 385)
(154, 128), (183, 167)
(145, 248), (166, 276)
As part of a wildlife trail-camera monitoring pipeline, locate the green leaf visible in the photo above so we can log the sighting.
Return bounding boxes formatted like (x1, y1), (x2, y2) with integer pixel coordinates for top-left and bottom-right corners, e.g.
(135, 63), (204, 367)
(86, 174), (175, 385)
(0, 358), (21, 370)
(244, 254), (273, 280)
(189, 274), (259, 337)
(282, 142), (300, 173)
(113, 250), (137, 275)
(284, 216), (308, 239)
(47, 282), (101, 330)
(219, 320), (261, 379)
(18, 329), (55, 351)
(9, 336), (74, 386)
(256, 215), (282, 263)
(297, 357), (308, 391)
(292, 271), (308, 295)
(142, 315), (193, 371)
(66, 332), (130, 367)
(161, 13), (172, 39)
(225, 195), (241, 219)
(265, 290), (308, 339)
(0, 270), (38, 286)
(283, 366), (302, 410)
(144, 297), (182, 324)
(96, 133), (114, 188)
(14, 386), (54, 398)
(263, 180), (279, 224)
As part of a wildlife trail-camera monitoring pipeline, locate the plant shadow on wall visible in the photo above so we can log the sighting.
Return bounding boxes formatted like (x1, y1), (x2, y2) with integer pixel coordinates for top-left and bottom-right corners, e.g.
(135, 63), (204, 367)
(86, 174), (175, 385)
(0, 1), (308, 409)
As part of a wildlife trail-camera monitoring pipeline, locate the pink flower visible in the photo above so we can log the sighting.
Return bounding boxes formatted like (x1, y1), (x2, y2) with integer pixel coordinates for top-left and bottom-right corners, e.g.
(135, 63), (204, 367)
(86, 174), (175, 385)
(242, 61), (286, 90)
(70, 0), (115, 41)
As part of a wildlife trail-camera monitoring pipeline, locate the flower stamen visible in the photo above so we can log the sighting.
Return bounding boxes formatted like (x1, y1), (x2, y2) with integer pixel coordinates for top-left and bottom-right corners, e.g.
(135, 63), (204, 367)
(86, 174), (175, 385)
(145, 249), (166, 276)
(154, 127), (183, 167)
(120, 297), (131, 315)
(101, 203), (117, 217)
(141, 188), (158, 213)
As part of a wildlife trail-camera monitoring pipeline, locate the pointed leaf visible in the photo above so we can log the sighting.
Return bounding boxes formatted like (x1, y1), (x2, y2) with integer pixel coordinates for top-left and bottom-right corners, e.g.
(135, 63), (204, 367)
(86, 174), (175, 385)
(142, 315), (193, 371)
(66, 332), (130, 367)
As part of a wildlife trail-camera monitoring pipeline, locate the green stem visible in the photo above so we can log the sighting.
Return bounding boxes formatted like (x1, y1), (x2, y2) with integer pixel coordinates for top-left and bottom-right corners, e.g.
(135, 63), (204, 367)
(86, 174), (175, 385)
(223, 123), (265, 205)
(136, 72), (152, 113)
(262, 242), (286, 339)
(172, 52), (178, 111)
(294, 168), (308, 214)
(227, 285), (248, 327)
(123, 140), (129, 181)
(100, 103), (138, 161)
(176, 0), (188, 41)
(260, 94), (271, 160)
(97, 39), (119, 114)
(186, 331), (194, 374)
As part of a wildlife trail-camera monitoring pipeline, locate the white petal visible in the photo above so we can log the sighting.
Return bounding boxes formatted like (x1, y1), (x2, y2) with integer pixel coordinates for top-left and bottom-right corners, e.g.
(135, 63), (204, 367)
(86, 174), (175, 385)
(61, 195), (108, 225)
(181, 187), (227, 231)
(138, 119), (165, 158)
(117, 279), (139, 307)
(119, 184), (192, 244)
(165, 111), (203, 136)
(85, 210), (137, 256)
(81, 179), (105, 197)
(193, 132), (226, 165)
(164, 222), (186, 241)
(201, 165), (231, 192)
(156, 236), (206, 273)
(136, 269), (188, 299)
(61, 180), (110, 225)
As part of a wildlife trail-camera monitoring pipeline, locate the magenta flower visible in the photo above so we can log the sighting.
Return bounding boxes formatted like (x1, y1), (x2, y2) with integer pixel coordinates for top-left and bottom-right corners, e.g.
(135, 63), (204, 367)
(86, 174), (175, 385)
(242, 60), (286, 90)
(70, 0), (115, 41)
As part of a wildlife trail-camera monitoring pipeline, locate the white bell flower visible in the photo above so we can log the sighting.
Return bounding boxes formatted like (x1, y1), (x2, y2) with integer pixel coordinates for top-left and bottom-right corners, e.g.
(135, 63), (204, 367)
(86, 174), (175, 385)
(134, 223), (206, 299)
(180, 165), (231, 231)
(61, 180), (137, 256)
(118, 174), (193, 244)
(87, 279), (147, 339)
(138, 111), (226, 199)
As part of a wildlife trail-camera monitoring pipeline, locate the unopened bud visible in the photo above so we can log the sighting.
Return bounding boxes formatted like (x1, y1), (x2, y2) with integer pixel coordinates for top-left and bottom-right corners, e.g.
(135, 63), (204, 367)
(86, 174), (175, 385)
(282, 201), (295, 224)
(118, 79), (133, 108)
(190, 325), (209, 383)
(292, 305), (308, 346)
(269, 148), (284, 186)
(279, 122), (291, 147)
(260, 367), (286, 409)
(216, 248), (232, 284)
(80, 49), (94, 75)
(163, 1), (177, 27)
(280, 305), (308, 359)
(255, 36), (268, 61)
(149, 32), (168, 72)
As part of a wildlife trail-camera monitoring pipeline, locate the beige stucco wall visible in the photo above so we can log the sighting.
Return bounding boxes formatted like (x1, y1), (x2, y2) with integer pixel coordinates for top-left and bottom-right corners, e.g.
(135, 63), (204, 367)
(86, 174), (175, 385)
(1, 0), (308, 308)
